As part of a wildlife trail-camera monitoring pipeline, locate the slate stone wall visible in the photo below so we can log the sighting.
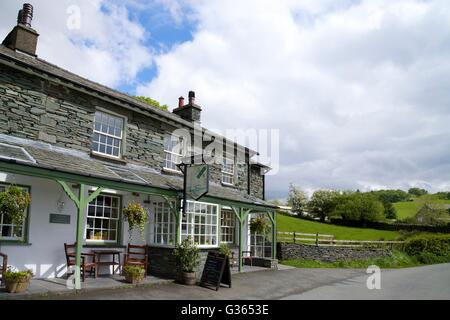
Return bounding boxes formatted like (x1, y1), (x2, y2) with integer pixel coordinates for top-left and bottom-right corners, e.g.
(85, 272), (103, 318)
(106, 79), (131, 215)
(0, 63), (265, 199)
(148, 246), (238, 280)
(250, 166), (264, 199)
(277, 243), (391, 262)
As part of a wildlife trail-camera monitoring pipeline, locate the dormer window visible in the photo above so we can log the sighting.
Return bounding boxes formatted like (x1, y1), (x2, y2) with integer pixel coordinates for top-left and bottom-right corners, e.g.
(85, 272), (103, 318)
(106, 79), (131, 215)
(92, 111), (124, 158)
(164, 134), (186, 172)
(222, 158), (235, 186)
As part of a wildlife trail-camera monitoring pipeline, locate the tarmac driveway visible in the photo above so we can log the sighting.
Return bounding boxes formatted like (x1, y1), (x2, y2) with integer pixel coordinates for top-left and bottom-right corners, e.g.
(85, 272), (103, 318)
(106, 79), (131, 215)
(31, 263), (450, 300)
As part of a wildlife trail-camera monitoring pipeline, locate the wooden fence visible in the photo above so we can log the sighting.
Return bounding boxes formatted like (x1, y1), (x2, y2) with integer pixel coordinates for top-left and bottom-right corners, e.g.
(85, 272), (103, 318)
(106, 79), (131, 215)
(277, 232), (405, 248)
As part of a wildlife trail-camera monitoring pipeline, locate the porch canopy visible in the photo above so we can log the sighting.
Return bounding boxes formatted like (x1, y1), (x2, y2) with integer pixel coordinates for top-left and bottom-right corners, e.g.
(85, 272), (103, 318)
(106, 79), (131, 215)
(0, 135), (277, 289)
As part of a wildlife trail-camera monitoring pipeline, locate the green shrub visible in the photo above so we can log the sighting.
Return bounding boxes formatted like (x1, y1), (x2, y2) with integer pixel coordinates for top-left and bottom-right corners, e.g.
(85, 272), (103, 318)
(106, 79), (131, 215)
(3, 268), (33, 282)
(123, 265), (145, 277)
(218, 243), (232, 257)
(402, 235), (450, 263)
(173, 237), (201, 273)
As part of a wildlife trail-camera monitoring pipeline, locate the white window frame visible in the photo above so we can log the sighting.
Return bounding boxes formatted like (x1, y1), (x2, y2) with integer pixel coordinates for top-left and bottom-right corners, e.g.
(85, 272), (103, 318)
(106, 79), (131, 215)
(85, 193), (121, 244)
(149, 201), (176, 247)
(181, 200), (219, 248)
(220, 209), (236, 244)
(92, 110), (125, 159)
(221, 157), (235, 186)
(163, 134), (186, 173)
(0, 183), (29, 242)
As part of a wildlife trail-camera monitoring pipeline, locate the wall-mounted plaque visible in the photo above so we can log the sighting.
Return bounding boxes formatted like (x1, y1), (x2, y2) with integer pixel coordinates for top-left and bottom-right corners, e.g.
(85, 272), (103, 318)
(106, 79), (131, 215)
(49, 213), (71, 225)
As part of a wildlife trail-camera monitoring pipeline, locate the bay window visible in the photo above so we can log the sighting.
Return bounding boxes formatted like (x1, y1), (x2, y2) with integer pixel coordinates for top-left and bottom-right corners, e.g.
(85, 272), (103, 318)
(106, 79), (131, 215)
(181, 201), (218, 247)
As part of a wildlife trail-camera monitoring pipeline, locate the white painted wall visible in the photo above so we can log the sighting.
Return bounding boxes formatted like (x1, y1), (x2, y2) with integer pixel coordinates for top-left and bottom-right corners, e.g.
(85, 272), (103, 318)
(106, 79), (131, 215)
(0, 172), (253, 279)
(0, 172), (157, 279)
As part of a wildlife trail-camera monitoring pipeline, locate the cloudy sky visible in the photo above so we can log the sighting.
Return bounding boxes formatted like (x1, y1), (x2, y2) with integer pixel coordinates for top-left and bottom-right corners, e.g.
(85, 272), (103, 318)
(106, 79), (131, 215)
(1, 0), (450, 199)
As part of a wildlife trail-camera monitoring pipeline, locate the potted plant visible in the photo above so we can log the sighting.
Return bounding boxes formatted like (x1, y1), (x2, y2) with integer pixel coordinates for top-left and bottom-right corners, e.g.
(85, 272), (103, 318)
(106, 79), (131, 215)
(123, 202), (148, 241)
(0, 185), (31, 226)
(3, 268), (33, 293)
(218, 243), (232, 258)
(250, 216), (270, 234)
(173, 237), (200, 285)
(123, 265), (146, 285)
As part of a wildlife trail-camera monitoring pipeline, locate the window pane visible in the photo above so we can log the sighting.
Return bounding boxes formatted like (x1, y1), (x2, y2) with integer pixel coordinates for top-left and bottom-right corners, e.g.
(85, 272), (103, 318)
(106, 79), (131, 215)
(93, 111), (123, 157)
(85, 193), (120, 243)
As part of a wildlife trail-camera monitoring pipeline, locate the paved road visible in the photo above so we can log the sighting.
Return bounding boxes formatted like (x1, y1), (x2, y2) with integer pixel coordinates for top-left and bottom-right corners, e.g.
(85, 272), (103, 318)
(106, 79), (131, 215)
(39, 264), (450, 300)
(285, 263), (450, 300)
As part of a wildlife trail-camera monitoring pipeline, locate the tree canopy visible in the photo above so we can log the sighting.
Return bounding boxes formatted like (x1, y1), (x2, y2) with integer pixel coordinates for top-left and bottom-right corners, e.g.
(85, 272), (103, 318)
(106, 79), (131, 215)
(308, 190), (340, 222)
(134, 96), (169, 111)
(408, 187), (428, 197)
(334, 193), (385, 223)
(286, 184), (308, 215)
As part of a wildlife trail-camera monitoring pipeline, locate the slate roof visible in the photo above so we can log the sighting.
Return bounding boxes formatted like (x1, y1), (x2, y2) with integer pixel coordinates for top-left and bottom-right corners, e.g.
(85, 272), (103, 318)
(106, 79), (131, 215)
(0, 135), (275, 209)
(0, 45), (258, 157)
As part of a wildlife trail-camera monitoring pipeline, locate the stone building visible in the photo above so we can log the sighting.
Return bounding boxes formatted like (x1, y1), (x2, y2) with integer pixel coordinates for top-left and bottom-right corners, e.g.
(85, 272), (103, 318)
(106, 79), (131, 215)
(0, 4), (277, 289)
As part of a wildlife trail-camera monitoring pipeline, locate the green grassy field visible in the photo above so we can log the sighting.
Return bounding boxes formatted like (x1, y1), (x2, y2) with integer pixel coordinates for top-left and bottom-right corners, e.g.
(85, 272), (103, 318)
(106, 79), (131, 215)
(393, 198), (450, 220)
(277, 213), (400, 240)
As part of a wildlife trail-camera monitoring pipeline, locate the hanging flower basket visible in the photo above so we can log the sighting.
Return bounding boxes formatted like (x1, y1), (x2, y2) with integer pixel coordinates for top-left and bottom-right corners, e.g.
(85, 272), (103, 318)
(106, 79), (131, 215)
(250, 216), (270, 235)
(123, 202), (148, 241)
(0, 186), (31, 226)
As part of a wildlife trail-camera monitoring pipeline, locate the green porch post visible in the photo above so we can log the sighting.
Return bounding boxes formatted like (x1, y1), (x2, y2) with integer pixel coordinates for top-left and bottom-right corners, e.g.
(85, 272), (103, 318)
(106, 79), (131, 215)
(58, 181), (103, 290)
(266, 210), (277, 259)
(239, 209), (252, 272)
(231, 207), (243, 272)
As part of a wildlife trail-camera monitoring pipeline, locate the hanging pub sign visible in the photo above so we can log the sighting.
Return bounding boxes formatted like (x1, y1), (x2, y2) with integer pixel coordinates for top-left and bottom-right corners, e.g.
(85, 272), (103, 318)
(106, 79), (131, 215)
(178, 155), (210, 217)
(185, 164), (209, 201)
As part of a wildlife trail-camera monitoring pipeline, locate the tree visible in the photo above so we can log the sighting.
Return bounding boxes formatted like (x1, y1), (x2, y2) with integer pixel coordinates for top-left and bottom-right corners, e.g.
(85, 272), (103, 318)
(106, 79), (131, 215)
(408, 187), (428, 197)
(370, 189), (410, 203)
(383, 202), (397, 220)
(334, 193), (385, 223)
(286, 184), (308, 215)
(134, 96), (169, 111)
(308, 190), (340, 222)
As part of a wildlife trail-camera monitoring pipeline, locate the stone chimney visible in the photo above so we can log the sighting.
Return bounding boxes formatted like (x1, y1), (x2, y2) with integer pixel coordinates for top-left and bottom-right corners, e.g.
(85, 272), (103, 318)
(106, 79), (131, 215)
(173, 91), (202, 123)
(2, 3), (39, 57)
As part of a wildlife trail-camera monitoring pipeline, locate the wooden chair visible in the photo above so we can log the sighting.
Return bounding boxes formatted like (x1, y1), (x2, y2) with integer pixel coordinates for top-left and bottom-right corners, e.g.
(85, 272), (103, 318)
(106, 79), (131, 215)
(123, 244), (149, 276)
(64, 243), (97, 282)
(0, 252), (7, 287)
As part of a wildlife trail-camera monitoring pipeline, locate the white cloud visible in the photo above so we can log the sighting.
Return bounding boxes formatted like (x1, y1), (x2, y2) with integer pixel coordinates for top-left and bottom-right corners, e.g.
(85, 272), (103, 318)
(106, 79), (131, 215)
(137, 0), (450, 197)
(0, 0), (152, 88)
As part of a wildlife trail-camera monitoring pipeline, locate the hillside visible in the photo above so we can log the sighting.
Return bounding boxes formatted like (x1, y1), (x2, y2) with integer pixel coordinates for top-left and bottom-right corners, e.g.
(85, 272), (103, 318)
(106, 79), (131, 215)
(277, 213), (400, 240)
(393, 197), (450, 220)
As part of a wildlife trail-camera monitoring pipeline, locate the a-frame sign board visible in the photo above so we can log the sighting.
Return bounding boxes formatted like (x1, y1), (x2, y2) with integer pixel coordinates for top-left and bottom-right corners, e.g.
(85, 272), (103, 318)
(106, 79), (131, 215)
(199, 251), (232, 291)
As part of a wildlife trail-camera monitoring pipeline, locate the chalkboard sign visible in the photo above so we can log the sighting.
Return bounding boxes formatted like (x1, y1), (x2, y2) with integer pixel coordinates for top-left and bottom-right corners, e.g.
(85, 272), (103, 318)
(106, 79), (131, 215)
(199, 252), (232, 291)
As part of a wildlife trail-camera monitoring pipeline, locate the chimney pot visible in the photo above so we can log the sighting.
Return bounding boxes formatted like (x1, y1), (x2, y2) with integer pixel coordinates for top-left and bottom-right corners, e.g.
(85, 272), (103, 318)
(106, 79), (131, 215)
(188, 91), (195, 105)
(19, 4), (33, 27)
(178, 96), (185, 108)
(173, 91), (202, 123)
